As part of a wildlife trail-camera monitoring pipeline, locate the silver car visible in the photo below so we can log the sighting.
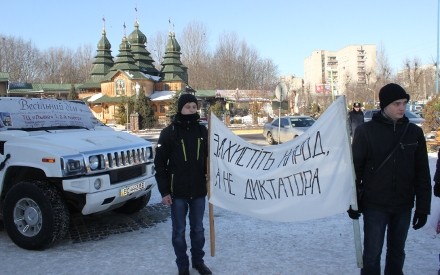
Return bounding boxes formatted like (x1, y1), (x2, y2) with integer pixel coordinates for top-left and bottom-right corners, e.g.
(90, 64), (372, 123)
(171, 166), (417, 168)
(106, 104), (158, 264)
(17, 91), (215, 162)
(363, 109), (424, 127)
(263, 116), (315, 145)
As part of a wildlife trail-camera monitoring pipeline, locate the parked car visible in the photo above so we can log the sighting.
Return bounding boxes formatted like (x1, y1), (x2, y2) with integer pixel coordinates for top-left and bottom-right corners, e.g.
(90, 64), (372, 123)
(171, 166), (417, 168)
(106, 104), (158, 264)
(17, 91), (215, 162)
(263, 116), (315, 145)
(363, 109), (425, 127)
(413, 110), (423, 118)
(199, 120), (208, 129)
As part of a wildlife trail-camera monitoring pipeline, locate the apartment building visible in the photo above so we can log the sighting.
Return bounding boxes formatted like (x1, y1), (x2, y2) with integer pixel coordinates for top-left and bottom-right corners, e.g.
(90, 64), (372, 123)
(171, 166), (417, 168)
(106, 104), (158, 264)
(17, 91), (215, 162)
(304, 44), (376, 96)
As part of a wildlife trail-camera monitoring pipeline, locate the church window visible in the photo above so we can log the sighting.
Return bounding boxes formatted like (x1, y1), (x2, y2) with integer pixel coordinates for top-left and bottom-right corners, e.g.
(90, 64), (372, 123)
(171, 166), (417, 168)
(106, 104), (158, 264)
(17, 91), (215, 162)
(115, 79), (125, 95)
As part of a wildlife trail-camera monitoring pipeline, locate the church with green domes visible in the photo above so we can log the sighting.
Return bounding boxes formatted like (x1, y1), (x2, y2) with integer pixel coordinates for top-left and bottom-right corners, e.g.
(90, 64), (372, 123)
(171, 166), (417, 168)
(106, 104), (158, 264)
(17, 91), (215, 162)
(77, 19), (194, 124)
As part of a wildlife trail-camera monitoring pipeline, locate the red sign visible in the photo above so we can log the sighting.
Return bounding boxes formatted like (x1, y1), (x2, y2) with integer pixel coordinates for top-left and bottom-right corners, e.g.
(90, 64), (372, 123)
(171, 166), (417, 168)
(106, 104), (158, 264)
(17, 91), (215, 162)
(315, 84), (331, 93)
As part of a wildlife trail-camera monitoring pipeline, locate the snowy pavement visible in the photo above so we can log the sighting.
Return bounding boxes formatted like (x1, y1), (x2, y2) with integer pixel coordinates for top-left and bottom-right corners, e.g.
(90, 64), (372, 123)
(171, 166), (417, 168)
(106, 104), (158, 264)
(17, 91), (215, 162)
(0, 155), (439, 275)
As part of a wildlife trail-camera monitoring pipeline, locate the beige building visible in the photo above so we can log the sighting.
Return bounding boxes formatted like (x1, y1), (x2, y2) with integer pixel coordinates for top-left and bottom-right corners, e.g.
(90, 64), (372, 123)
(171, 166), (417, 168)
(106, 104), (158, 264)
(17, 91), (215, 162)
(304, 45), (376, 97)
(397, 64), (436, 102)
(281, 74), (304, 113)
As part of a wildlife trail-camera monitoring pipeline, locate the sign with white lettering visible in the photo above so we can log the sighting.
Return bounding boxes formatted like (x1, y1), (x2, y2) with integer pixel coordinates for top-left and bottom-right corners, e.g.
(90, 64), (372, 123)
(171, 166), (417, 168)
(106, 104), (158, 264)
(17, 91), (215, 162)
(209, 96), (354, 222)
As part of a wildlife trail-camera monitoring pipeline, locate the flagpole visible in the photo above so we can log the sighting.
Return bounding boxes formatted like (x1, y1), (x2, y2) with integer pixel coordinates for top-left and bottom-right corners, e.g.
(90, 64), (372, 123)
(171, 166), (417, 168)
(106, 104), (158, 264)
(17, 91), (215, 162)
(207, 111), (215, 256)
(436, 0), (439, 95)
(343, 95), (363, 268)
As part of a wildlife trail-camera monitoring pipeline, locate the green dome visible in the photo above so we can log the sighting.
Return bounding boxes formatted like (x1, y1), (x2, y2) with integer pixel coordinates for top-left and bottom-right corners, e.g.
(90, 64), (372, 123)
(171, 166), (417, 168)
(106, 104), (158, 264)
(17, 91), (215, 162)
(128, 21), (147, 45)
(119, 36), (131, 51)
(165, 32), (181, 52)
(97, 29), (111, 50)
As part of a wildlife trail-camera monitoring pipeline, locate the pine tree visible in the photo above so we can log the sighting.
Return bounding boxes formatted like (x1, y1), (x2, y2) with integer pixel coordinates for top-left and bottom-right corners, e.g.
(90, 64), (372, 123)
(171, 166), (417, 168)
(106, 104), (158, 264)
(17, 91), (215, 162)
(210, 100), (224, 120)
(116, 96), (135, 127)
(67, 83), (78, 100)
(135, 95), (156, 129)
(166, 90), (182, 119)
(116, 102), (127, 125)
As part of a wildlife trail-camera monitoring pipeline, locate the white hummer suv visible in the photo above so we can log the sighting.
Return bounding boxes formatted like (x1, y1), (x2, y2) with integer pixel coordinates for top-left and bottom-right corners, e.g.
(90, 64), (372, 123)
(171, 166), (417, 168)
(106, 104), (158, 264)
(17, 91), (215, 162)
(0, 98), (156, 250)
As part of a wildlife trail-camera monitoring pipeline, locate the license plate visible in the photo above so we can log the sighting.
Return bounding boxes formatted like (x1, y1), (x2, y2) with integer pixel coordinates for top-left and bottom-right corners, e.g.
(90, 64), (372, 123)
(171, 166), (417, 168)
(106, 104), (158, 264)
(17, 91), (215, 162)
(120, 181), (145, 197)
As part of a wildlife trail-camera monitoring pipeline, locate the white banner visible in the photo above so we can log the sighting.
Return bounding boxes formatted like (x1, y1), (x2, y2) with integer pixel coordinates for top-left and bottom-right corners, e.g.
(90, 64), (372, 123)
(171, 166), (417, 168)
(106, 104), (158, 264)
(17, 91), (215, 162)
(0, 98), (102, 129)
(209, 96), (354, 222)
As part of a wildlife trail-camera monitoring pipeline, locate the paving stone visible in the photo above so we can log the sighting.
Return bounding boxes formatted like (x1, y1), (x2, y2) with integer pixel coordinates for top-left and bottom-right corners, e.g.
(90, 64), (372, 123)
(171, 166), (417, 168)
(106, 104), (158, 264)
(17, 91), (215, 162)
(0, 203), (170, 245)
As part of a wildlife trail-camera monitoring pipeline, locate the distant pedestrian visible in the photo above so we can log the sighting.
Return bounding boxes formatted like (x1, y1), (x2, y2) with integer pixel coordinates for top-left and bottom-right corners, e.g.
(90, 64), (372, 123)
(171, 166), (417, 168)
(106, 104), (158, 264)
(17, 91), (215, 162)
(347, 83), (431, 275)
(154, 93), (212, 275)
(348, 102), (364, 138)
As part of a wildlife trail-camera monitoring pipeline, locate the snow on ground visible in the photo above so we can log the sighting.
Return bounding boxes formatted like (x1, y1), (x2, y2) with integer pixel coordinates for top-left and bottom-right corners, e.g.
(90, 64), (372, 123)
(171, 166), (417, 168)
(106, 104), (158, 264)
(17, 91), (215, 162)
(0, 154), (439, 275)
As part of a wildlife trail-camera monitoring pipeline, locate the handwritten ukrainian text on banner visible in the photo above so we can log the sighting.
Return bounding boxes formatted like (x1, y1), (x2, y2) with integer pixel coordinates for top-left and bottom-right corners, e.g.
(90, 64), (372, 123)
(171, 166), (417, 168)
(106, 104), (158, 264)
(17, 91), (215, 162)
(209, 96), (353, 222)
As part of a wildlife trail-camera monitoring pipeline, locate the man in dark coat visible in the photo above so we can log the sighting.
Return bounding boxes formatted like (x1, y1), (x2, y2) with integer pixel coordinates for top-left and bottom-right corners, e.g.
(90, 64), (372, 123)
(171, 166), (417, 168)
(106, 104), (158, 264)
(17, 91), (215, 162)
(434, 150), (440, 198)
(348, 83), (431, 275)
(348, 102), (364, 138)
(154, 93), (212, 275)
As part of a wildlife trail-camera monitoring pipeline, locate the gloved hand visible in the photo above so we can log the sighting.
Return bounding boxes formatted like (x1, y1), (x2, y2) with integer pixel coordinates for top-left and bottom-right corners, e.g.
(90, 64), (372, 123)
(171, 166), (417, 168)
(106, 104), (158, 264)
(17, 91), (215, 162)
(434, 182), (440, 198)
(347, 206), (361, 219)
(412, 212), (427, 230)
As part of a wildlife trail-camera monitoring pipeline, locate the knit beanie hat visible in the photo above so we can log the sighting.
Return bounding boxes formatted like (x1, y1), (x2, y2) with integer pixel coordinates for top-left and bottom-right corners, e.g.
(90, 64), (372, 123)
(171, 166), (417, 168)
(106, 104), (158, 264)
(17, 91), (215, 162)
(353, 102), (360, 108)
(379, 83), (410, 110)
(177, 93), (198, 112)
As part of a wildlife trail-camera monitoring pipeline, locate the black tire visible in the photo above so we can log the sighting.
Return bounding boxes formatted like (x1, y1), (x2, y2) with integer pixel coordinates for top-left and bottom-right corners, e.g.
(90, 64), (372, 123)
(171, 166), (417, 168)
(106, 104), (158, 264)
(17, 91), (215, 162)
(266, 132), (275, 145)
(113, 191), (151, 214)
(3, 180), (70, 250)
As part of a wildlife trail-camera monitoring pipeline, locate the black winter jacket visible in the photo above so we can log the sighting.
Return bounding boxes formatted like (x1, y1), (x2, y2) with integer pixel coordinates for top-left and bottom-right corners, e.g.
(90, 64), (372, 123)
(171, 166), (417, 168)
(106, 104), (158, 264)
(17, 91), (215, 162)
(352, 111), (431, 214)
(348, 109), (364, 137)
(434, 149), (440, 183)
(154, 113), (208, 199)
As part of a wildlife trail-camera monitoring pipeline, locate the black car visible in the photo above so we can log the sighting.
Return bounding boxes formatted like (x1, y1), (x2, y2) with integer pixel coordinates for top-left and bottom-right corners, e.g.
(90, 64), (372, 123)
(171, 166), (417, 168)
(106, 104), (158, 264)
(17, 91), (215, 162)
(363, 109), (425, 127)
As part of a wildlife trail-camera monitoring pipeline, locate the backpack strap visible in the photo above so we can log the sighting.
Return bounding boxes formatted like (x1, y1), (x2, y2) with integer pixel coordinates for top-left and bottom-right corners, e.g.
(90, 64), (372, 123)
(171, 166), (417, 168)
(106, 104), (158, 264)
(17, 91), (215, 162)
(374, 122), (410, 175)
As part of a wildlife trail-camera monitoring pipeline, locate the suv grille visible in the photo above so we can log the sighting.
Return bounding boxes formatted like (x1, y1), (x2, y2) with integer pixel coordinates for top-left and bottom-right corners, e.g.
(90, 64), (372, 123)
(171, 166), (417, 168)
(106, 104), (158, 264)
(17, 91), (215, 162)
(82, 145), (154, 175)
(109, 164), (146, 184)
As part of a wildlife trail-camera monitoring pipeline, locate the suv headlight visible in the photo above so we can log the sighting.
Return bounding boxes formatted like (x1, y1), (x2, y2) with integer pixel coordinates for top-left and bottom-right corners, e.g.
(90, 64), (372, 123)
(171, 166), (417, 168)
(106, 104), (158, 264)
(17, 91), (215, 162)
(61, 155), (86, 176)
(67, 160), (81, 171)
(87, 154), (104, 171)
(89, 155), (99, 170)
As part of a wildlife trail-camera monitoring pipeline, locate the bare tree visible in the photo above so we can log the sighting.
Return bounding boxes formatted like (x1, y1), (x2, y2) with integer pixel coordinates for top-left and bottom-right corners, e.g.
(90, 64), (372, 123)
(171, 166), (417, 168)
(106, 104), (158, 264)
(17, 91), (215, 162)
(148, 30), (167, 70)
(400, 57), (424, 101)
(0, 35), (41, 83)
(212, 31), (241, 89)
(39, 46), (75, 84)
(210, 31), (278, 90)
(179, 21), (211, 90)
(376, 43), (393, 87)
(74, 44), (94, 83)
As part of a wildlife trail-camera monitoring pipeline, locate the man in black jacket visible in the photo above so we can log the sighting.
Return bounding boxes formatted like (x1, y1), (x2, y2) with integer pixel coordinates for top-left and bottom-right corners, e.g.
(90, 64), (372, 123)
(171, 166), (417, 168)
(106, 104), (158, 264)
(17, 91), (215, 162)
(433, 149), (440, 198)
(348, 102), (364, 138)
(348, 83), (431, 275)
(154, 93), (212, 275)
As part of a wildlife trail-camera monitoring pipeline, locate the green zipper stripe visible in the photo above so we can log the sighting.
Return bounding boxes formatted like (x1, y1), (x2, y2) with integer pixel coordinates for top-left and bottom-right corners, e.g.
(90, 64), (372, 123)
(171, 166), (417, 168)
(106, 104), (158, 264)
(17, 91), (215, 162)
(171, 174), (174, 193)
(181, 139), (187, 161)
(197, 138), (200, 160)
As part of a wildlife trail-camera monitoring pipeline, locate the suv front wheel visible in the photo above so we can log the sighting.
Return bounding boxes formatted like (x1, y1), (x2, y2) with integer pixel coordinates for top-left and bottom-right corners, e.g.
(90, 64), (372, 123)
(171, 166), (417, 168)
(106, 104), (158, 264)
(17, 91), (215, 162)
(3, 180), (70, 250)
